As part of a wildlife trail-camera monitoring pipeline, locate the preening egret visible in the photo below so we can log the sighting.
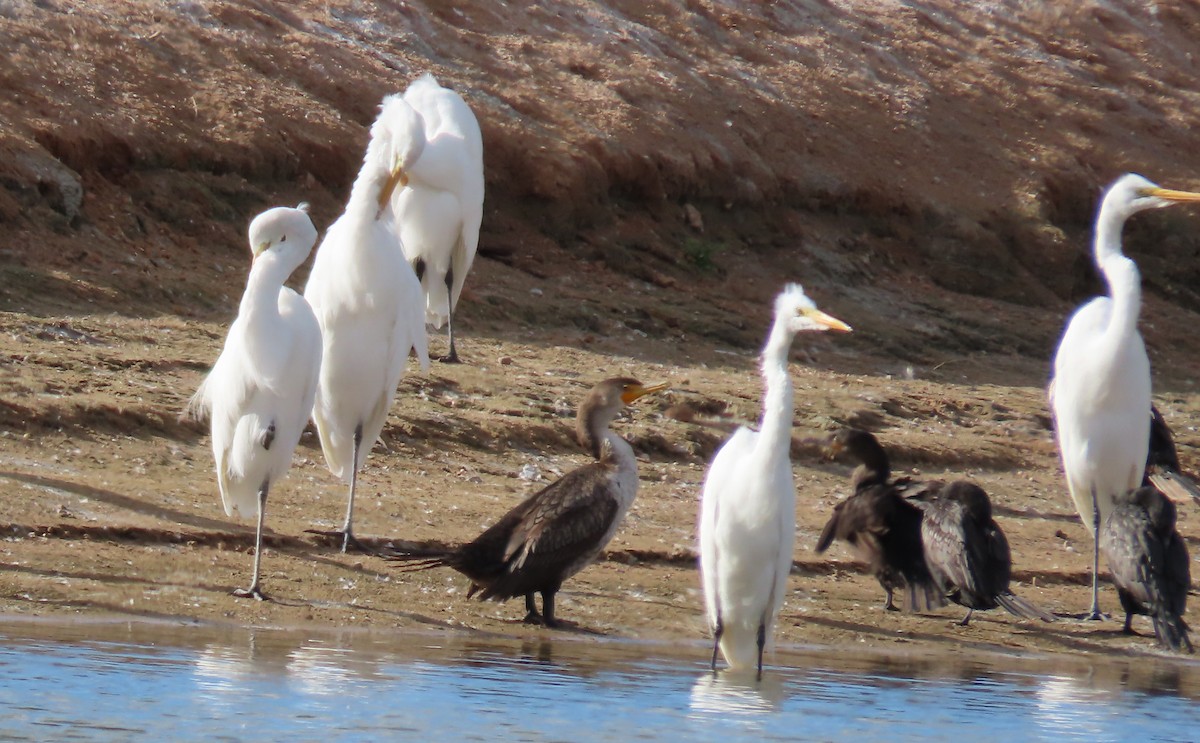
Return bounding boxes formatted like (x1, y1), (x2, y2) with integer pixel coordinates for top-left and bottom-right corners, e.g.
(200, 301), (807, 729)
(700, 284), (851, 676)
(1100, 486), (1192, 652)
(188, 205), (322, 600)
(391, 73), (485, 363)
(1145, 406), (1200, 506)
(911, 481), (1053, 626)
(816, 429), (943, 613)
(388, 378), (666, 627)
(1050, 173), (1200, 618)
(304, 95), (431, 552)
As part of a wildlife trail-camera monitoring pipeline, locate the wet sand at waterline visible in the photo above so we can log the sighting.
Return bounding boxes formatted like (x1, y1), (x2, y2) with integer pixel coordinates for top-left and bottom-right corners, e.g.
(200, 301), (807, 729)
(4, 312), (1199, 665)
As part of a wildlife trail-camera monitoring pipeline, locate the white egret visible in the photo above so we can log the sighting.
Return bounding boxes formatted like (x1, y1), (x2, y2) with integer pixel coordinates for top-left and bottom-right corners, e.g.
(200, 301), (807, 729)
(188, 205), (322, 600)
(816, 429), (943, 613)
(700, 284), (851, 676)
(304, 95), (431, 552)
(1050, 173), (1200, 618)
(388, 378), (667, 627)
(910, 481), (1054, 626)
(1100, 486), (1192, 652)
(391, 73), (485, 363)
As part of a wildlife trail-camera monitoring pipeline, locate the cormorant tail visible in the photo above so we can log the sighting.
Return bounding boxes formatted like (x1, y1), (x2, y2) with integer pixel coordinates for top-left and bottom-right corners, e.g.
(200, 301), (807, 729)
(1152, 610), (1194, 653)
(995, 592), (1055, 623)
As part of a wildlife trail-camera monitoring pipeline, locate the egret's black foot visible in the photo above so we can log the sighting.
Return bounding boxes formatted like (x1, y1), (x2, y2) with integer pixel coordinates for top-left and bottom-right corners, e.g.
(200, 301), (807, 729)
(304, 529), (377, 555)
(233, 586), (269, 601)
(437, 353), (462, 364)
(1080, 609), (1108, 622)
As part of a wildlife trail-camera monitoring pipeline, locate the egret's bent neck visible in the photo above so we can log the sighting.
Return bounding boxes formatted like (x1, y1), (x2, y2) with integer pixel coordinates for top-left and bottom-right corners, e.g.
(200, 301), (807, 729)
(1093, 199), (1131, 266)
(1101, 254), (1143, 342)
(239, 251), (295, 380)
(758, 320), (797, 458)
(345, 150), (393, 224)
(241, 252), (292, 319)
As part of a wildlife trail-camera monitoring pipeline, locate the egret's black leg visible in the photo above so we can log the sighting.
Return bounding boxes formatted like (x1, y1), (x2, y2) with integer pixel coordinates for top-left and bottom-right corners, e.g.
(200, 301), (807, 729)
(234, 481), (270, 601)
(756, 622), (766, 681)
(440, 265), (461, 364)
(1087, 487), (1104, 621)
(711, 616), (723, 672)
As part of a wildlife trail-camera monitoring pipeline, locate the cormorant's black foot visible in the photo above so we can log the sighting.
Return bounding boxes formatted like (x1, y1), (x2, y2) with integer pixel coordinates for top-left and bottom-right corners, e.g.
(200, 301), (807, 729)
(522, 610), (544, 625)
(233, 586), (269, 601)
(884, 601), (900, 612)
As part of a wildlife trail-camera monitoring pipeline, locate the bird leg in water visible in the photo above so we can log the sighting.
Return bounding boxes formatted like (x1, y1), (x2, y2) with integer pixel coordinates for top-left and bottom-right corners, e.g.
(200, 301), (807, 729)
(710, 616), (724, 672)
(958, 608), (974, 627)
(440, 265), (460, 364)
(705, 614), (724, 672)
(1086, 486), (1104, 621)
(233, 481), (270, 601)
(756, 622), (766, 681)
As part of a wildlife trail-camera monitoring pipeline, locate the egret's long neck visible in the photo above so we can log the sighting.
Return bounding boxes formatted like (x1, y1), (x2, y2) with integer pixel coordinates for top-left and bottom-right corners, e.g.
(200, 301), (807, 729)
(345, 149), (392, 225)
(757, 319), (796, 461)
(1100, 253), (1143, 344)
(1093, 199), (1129, 267)
(238, 252), (293, 378)
(1093, 203), (1144, 345)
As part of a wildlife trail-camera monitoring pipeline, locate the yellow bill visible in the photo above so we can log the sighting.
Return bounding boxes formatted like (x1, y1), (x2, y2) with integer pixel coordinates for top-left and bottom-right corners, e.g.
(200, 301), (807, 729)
(622, 381), (669, 404)
(376, 166), (409, 214)
(804, 308), (853, 333)
(1145, 186), (1200, 203)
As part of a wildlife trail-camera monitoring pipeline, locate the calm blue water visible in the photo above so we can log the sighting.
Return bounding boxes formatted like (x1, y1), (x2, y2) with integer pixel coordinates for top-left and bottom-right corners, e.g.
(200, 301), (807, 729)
(0, 620), (1196, 741)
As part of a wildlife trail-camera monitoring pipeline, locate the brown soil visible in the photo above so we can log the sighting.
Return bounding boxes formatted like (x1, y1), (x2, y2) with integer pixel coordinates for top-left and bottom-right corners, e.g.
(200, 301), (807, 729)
(2, 1), (1200, 666)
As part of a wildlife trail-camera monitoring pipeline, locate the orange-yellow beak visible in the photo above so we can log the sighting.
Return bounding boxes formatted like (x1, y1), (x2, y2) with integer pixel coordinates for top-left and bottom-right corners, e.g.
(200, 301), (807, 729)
(804, 308), (853, 333)
(377, 166), (409, 215)
(1145, 186), (1200, 203)
(622, 381), (669, 405)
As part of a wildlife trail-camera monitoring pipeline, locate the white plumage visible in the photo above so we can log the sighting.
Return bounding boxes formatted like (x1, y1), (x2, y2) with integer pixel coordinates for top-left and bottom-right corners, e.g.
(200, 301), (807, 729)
(1050, 173), (1200, 618)
(391, 73), (485, 363)
(304, 95), (431, 552)
(189, 205), (323, 599)
(700, 284), (851, 675)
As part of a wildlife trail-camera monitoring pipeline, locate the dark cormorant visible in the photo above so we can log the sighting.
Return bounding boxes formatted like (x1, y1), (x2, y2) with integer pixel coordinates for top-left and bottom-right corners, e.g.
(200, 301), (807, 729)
(1144, 406), (1200, 506)
(816, 429), (943, 613)
(387, 377), (666, 627)
(911, 481), (1054, 626)
(1101, 486), (1192, 652)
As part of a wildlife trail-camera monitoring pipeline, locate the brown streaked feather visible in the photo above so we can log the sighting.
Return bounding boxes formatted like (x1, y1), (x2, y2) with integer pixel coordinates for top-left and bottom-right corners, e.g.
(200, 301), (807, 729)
(915, 481), (1051, 621)
(388, 461), (623, 603)
(1145, 406), (1200, 507)
(1102, 486), (1192, 652)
